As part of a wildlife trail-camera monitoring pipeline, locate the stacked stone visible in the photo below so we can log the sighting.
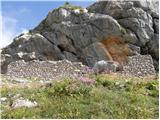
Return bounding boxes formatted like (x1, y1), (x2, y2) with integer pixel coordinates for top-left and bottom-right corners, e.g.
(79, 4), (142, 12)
(6, 60), (89, 80)
(122, 55), (156, 77)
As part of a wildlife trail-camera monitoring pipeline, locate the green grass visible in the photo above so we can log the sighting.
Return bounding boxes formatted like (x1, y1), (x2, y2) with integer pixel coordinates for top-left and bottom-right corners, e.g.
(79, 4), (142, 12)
(53, 2), (84, 13)
(1, 74), (159, 119)
(120, 27), (127, 35)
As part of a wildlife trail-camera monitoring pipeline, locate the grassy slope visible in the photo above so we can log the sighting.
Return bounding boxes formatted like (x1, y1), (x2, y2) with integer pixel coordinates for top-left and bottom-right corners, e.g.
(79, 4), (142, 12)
(1, 74), (159, 119)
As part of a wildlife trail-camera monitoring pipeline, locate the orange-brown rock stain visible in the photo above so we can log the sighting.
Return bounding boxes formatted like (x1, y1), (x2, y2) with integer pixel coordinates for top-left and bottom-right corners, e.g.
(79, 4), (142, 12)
(101, 36), (132, 65)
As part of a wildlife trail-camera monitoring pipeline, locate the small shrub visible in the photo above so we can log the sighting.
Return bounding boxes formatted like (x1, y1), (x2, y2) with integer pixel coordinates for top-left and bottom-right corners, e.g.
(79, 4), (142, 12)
(47, 79), (70, 95)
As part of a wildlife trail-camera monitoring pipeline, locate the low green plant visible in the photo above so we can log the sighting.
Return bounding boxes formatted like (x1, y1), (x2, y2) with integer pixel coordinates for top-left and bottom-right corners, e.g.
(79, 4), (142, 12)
(1, 74), (159, 119)
(120, 27), (127, 35)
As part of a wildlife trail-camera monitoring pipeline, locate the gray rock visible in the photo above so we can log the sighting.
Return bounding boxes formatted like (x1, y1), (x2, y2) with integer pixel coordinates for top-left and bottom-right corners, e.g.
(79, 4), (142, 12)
(118, 18), (153, 46)
(122, 29), (139, 44)
(46, 8), (71, 24)
(82, 42), (113, 67)
(1, 33), (65, 74)
(1, 5), (124, 74)
(45, 12), (122, 50)
(153, 59), (159, 71)
(151, 11), (159, 18)
(133, 0), (159, 13)
(0, 97), (7, 102)
(63, 51), (78, 62)
(87, 1), (134, 19)
(12, 98), (37, 108)
(42, 31), (76, 54)
(93, 60), (121, 74)
(128, 44), (141, 54)
(87, 0), (159, 70)
(1, 54), (12, 74)
(153, 19), (159, 33)
(13, 78), (29, 83)
(147, 34), (159, 60)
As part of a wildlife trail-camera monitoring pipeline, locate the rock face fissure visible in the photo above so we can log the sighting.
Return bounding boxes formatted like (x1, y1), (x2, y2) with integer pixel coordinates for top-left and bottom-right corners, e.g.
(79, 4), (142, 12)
(1, 0), (159, 76)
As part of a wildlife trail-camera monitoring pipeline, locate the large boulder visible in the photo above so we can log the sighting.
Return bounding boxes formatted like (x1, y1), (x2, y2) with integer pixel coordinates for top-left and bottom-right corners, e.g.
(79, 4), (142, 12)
(1, 33), (65, 73)
(81, 42), (113, 66)
(133, 0), (159, 13)
(93, 60), (121, 74)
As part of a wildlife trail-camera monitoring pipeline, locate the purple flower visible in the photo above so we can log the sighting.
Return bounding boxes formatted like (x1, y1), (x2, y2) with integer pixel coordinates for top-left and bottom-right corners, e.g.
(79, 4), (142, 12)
(79, 76), (95, 85)
(82, 67), (94, 74)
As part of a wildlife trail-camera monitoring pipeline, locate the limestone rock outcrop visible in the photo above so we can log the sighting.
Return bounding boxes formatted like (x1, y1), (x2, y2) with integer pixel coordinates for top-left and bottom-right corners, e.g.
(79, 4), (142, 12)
(1, 0), (159, 75)
(87, 0), (159, 70)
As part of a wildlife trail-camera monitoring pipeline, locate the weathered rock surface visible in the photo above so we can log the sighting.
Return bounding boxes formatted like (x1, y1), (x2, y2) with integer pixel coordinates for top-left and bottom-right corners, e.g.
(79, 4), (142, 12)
(88, 1), (154, 45)
(81, 42), (113, 66)
(1, 5), (126, 73)
(87, 0), (159, 70)
(1, 0), (159, 75)
(93, 60), (121, 74)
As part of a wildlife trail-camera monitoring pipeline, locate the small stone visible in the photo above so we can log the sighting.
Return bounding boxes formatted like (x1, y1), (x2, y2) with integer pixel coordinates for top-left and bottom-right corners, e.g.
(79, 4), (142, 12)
(17, 52), (24, 58)
(12, 98), (37, 108)
(74, 69), (81, 72)
(13, 78), (28, 83)
(13, 94), (21, 99)
(0, 97), (7, 102)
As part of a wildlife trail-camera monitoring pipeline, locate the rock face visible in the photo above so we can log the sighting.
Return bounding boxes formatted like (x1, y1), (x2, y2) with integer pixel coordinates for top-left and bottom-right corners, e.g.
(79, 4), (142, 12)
(1, 1), (159, 75)
(87, 0), (159, 70)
